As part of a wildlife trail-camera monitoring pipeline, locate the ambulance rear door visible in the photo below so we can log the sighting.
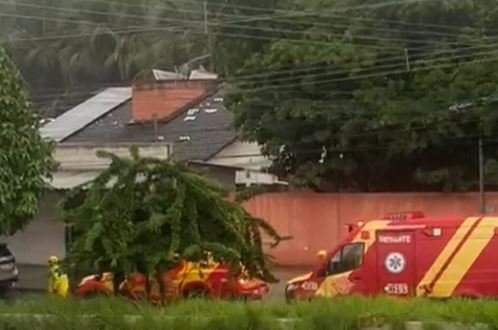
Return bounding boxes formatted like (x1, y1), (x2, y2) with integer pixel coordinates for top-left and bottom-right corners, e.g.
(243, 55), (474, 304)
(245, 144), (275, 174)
(376, 230), (416, 297)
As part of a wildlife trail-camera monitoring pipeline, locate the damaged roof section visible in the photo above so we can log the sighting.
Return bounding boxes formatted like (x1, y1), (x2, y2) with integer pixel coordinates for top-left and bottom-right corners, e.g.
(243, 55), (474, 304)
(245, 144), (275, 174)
(62, 88), (236, 162)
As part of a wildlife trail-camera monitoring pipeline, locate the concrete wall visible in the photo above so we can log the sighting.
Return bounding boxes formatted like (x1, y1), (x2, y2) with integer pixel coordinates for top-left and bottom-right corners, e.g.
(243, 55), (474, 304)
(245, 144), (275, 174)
(244, 192), (498, 267)
(2, 190), (66, 265)
(0, 191), (66, 290)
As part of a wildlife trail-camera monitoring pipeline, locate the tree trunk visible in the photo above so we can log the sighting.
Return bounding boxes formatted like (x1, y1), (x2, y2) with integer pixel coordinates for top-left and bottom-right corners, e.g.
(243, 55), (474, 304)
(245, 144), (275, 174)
(113, 272), (124, 295)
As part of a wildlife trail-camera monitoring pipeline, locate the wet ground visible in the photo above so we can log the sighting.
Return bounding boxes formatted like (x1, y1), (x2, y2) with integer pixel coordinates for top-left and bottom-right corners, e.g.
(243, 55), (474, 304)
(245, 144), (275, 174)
(267, 267), (309, 300)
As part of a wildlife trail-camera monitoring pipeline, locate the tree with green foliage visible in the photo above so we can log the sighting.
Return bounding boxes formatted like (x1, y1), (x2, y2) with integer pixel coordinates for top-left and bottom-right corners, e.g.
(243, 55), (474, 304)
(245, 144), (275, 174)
(1, 0), (209, 85)
(0, 46), (54, 235)
(1, 0), (211, 117)
(208, 0), (279, 75)
(62, 148), (287, 288)
(227, 0), (498, 192)
(1, 0), (280, 117)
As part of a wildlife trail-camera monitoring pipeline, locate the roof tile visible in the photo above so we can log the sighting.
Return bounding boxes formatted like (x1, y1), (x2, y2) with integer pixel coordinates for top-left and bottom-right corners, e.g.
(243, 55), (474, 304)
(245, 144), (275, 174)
(64, 90), (236, 161)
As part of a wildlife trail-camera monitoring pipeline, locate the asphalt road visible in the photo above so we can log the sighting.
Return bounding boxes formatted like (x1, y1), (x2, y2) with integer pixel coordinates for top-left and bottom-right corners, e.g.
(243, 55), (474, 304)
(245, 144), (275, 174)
(267, 267), (309, 300)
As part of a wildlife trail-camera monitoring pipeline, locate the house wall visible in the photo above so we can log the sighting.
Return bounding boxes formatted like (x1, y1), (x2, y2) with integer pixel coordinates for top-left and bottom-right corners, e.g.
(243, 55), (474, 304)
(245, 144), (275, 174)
(244, 192), (498, 267)
(1, 190), (66, 290)
(207, 140), (284, 186)
(208, 141), (271, 170)
(190, 164), (236, 189)
(55, 143), (171, 170)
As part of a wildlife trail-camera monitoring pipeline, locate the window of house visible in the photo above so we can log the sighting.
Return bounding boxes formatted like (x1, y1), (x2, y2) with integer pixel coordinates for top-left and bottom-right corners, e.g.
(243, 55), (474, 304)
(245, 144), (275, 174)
(328, 243), (364, 275)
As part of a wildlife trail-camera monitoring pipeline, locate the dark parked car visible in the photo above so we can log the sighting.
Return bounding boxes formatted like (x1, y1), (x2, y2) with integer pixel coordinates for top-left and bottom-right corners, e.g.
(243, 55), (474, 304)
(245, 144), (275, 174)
(0, 244), (18, 297)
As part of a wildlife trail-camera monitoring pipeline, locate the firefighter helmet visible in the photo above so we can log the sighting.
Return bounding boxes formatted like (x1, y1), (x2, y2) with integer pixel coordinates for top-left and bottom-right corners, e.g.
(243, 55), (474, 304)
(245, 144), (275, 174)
(48, 256), (59, 266)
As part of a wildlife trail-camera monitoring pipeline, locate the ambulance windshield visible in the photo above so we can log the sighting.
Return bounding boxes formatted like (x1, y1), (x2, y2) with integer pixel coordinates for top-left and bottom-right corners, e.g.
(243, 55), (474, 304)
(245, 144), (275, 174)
(328, 243), (364, 275)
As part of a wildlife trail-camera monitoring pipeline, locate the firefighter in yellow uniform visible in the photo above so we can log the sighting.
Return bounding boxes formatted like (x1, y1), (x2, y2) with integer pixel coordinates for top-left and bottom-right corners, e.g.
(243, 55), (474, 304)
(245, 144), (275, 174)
(47, 256), (69, 298)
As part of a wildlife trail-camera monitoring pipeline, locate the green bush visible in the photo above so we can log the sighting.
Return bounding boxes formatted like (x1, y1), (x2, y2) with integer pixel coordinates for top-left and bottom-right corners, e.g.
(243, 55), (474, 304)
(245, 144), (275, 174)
(0, 296), (497, 329)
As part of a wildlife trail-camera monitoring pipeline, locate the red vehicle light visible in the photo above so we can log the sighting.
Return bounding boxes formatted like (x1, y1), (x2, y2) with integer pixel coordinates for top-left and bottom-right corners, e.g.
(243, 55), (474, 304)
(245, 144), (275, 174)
(383, 211), (425, 221)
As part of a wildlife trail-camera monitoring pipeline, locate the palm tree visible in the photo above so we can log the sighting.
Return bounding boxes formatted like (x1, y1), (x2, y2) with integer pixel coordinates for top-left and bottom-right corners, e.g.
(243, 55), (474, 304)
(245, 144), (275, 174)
(1, 0), (211, 113)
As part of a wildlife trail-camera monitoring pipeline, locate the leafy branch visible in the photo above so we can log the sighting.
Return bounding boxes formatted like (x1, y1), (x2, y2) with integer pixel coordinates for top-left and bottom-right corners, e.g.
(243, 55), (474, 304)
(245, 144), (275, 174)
(62, 149), (288, 283)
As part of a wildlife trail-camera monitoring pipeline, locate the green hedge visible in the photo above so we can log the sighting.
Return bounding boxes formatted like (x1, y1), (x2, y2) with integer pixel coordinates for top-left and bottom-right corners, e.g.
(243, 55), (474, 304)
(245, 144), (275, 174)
(0, 296), (497, 329)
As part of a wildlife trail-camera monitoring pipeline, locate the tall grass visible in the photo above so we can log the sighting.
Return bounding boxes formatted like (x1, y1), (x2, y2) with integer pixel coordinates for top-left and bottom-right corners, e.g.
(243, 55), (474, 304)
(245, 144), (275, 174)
(0, 296), (497, 329)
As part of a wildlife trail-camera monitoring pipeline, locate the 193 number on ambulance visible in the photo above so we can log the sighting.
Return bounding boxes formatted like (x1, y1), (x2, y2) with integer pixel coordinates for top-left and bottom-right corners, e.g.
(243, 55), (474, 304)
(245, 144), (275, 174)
(384, 283), (408, 295)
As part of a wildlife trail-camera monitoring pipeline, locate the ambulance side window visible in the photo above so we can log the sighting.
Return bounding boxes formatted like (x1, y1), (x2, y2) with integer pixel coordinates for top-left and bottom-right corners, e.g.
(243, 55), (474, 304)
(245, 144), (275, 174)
(328, 243), (364, 275)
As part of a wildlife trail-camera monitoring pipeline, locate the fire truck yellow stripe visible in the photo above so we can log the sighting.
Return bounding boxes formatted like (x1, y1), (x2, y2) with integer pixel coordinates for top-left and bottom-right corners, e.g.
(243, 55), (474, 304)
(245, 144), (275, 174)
(416, 217), (479, 296)
(431, 217), (497, 297)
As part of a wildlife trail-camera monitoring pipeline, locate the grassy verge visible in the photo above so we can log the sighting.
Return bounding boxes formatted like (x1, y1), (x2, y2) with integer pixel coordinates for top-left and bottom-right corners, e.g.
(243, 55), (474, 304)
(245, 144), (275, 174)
(0, 296), (497, 329)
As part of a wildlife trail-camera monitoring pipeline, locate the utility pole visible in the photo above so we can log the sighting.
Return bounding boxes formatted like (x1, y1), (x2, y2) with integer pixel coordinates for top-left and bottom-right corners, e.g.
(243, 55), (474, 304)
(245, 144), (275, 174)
(404, 48), (410, 71)
(203, 1), (214, 71)
(203, 1), (208, 34)
(479, 137), (486, 214)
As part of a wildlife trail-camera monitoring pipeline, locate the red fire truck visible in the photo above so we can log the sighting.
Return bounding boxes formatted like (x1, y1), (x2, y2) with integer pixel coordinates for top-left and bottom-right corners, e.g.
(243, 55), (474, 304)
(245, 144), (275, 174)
(76, 259), (268, 303)
(286, 212), (498, 300)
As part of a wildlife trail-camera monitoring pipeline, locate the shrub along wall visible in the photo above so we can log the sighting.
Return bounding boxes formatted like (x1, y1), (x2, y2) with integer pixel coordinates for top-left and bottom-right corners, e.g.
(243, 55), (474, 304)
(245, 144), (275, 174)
(0, 296), (497, 329)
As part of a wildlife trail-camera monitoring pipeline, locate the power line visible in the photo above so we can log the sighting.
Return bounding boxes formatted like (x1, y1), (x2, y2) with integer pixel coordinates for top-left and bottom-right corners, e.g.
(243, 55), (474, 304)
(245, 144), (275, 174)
(6, 0), (489, 51)
(2, 4), (494, 79)
(235, 53), (498, 94)
(0, 2), (434, 50)
(211, 0), (494, 33)
(4, 15), (495, 88)
(231, 46), (498, 86)
(13, 0), (439, 23)
(25, 51), (497, 97)
(2, 3), (494, 110)
(29, 44), (498, 101)
(23, 44), (498, 104)
(2, 0), (494, 87)
(181, 0), (435, 16)
(0, 12), (401, 51)
(4, 2), (494, 54)
(0, 16), (337, 48)
(26, 49), (498, 106)
(12, 0), (480, 41)
(126, 0), (491, 33)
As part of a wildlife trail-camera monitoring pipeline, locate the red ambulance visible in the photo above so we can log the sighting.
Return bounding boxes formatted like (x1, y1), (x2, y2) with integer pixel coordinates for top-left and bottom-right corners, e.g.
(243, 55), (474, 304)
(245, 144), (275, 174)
(285, 211), (498, 300)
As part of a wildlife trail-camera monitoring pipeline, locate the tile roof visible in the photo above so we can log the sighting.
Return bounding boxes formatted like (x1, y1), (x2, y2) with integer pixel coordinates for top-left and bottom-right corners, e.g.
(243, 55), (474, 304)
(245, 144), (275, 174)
(63, 90), (237, 161)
